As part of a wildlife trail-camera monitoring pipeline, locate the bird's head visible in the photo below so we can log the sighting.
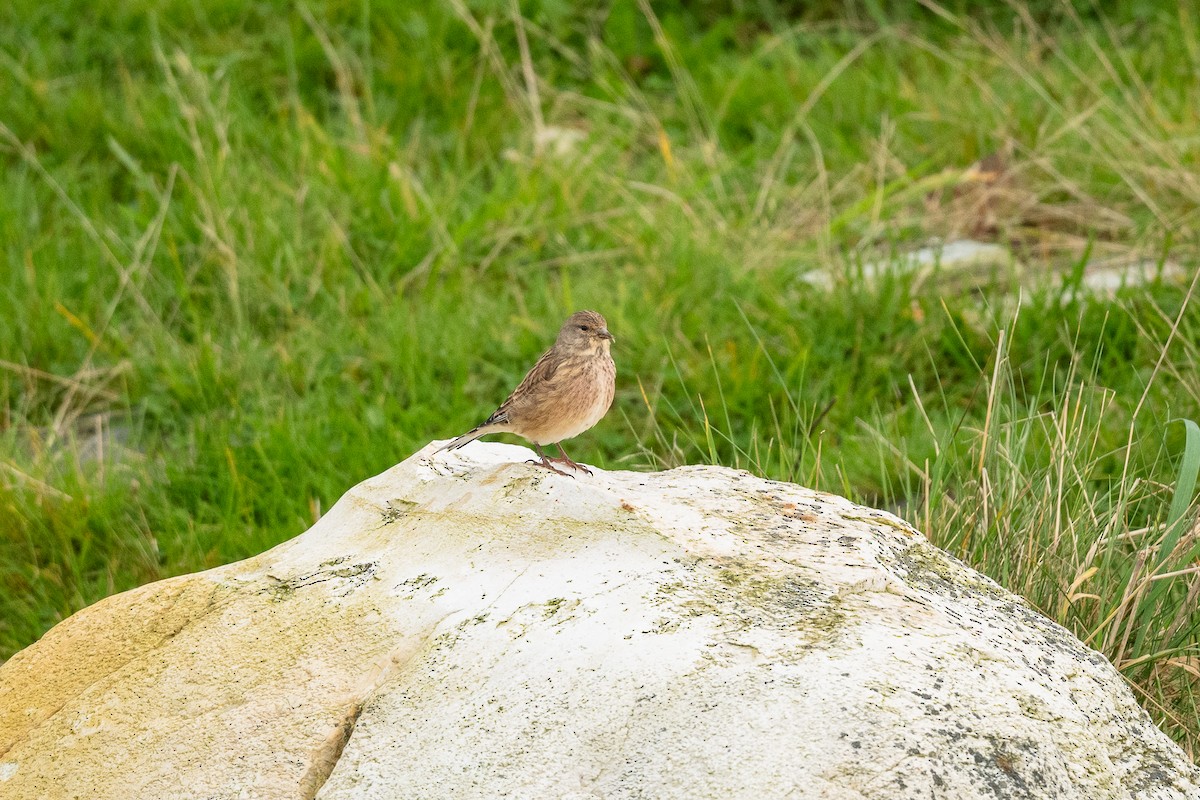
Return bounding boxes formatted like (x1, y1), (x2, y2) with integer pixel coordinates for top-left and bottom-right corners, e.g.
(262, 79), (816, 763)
(557, 310), (614, 353)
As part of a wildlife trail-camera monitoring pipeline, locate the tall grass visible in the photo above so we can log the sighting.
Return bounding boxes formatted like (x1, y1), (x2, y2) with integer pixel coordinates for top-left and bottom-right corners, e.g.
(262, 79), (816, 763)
(640, 285), (1200, 750)
(1, 0), (1198, 752)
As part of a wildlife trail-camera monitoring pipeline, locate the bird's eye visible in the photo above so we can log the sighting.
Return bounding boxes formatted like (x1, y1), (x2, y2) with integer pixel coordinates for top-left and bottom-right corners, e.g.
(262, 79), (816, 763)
(579, 325), (589, 331)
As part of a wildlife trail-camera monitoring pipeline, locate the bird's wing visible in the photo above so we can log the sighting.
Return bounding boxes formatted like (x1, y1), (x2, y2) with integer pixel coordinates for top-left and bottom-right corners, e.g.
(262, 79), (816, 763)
(488, 346), (562, 422)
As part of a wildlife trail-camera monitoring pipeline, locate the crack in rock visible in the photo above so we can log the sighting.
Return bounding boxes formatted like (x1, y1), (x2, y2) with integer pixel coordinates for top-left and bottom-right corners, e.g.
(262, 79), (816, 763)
(298, 701), (363, 800)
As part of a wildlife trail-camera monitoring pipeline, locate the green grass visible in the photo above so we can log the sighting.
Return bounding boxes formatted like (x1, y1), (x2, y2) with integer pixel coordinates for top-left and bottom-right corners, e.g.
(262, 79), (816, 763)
(3, 0), (1200, 754)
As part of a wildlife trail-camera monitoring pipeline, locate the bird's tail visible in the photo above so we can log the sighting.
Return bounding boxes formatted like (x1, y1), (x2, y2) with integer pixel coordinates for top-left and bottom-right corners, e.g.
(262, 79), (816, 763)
(438, 409), (511, 453)
(436, 425), (493, 453)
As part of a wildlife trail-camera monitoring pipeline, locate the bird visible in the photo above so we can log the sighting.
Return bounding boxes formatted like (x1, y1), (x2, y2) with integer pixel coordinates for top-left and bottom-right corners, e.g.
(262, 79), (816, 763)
(438, 310), (616, 476)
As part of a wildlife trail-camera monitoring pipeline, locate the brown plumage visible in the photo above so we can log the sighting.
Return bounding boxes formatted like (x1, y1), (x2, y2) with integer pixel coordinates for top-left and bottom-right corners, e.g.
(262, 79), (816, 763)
(438, 310), (616, 476)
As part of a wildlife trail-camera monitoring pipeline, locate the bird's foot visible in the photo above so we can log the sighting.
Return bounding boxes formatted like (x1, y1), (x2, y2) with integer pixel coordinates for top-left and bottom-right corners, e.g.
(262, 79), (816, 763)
(548, 455), (592, 476)
(526, 457), (574, 478)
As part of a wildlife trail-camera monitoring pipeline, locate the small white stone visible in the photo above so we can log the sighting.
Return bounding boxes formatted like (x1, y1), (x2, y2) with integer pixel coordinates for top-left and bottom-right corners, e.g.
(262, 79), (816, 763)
(803, 239), (1018, 291)
(534, 125), (586, 158)
(1076, 258), (1190, 296)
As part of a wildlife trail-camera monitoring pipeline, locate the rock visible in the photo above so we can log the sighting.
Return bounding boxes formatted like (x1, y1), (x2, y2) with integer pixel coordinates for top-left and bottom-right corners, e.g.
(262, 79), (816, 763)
(534, 125), (587, 158)
(1074, 258), (1192, 297)
(1, 442), (1196, 799)
(504, 125), (587, 163)
(805, 239), (1021, 293)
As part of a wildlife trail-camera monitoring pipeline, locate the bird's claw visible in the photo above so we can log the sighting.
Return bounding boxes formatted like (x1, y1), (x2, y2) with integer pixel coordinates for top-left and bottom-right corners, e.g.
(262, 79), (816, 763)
(546, 455), (592, 475)
(526, 458), (574, 478)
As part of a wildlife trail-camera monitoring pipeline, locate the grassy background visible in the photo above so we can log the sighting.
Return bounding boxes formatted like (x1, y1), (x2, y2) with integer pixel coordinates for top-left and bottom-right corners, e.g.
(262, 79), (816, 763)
(3, 0), (1200, 753)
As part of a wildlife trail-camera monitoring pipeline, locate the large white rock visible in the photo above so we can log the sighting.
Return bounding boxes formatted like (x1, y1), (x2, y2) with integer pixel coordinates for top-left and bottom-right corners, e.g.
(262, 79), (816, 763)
(1, 442), (1196, 799)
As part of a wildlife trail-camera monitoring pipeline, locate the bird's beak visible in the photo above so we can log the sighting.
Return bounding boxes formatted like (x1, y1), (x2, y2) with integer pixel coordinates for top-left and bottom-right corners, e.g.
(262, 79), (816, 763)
(598, 329), (615, 342)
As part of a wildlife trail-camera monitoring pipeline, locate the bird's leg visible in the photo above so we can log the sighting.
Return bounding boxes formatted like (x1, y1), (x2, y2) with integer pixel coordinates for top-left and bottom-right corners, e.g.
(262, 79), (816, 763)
(548, 443), (593, 476)
(527, 444), (573, 477)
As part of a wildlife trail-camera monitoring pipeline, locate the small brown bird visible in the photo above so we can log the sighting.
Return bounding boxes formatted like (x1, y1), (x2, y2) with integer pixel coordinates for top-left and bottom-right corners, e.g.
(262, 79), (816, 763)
(438, 310), (616, 476)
